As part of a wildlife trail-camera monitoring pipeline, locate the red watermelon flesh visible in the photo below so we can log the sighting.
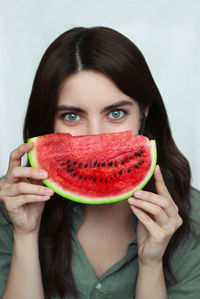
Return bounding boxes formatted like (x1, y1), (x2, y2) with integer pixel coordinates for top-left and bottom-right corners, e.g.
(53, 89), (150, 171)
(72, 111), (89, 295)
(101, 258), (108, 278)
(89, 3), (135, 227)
(27, 131), (157, 204)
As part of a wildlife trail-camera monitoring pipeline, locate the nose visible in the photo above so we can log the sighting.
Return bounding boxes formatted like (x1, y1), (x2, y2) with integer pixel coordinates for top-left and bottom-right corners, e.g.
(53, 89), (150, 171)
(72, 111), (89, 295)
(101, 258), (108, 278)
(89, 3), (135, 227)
(86, 118), (104, 135)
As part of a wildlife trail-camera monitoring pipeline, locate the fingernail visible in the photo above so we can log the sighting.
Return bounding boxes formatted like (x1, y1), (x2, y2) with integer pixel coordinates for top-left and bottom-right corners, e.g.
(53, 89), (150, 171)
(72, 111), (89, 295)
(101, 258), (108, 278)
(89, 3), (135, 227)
(128, 197), (136, 204)
(46, 188), (54, 195)
(134, 190), (143, 197)
(43, 196), (50, 200)
(156, 165), (160, 172)
(39, 170), (48, 178)
(27, 142), (34, 146)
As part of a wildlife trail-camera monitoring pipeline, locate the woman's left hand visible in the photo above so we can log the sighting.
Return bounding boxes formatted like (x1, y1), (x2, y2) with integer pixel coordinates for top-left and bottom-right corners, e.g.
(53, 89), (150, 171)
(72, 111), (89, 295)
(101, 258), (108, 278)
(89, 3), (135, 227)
(128, 165), (183, 266)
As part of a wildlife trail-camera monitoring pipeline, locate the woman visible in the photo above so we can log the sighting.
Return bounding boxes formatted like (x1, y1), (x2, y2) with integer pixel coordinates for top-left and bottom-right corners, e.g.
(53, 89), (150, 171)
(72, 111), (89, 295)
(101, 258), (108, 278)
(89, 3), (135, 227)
(0, 26), (200, 299)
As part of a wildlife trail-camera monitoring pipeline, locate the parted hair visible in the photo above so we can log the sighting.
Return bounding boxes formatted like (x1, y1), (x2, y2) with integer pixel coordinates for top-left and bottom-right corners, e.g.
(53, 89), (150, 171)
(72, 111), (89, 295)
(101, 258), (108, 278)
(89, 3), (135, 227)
(22, 26), (197, 298)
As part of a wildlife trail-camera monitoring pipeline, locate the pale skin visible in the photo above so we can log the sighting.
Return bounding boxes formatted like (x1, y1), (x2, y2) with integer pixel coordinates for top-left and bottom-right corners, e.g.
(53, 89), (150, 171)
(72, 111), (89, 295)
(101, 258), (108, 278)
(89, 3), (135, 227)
(0, 70), (183, 298)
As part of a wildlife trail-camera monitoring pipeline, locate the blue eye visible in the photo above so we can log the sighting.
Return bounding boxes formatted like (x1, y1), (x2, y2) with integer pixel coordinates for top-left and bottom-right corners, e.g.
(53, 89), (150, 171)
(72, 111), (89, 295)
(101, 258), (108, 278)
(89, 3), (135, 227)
(62, 113), (80, 122)
(109, 110), (125, 119)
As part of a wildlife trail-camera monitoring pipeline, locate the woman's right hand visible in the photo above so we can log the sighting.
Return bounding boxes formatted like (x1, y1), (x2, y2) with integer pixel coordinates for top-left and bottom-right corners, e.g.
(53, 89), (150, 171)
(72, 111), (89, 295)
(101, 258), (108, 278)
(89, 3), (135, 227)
(0, 142), (54, 235)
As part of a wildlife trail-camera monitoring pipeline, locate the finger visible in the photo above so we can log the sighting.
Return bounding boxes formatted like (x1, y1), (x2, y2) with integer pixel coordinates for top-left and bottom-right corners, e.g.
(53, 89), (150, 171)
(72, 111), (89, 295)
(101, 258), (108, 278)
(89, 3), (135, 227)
(3, 194), (50, 211)
(130, 205), (163, 240)
(8, 143), (34, 169)
(10, 166), (48, 181)
(128, 198), (169, 226)
(154, 165), (172, 200)
(133, 190), (178, 218)
(4, 182), (54, 197)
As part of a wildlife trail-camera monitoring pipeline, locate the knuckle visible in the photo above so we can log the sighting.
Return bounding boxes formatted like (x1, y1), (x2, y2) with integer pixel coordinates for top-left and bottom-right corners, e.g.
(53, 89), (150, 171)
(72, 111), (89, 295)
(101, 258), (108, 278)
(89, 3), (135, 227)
(5, 182), (12, 192)
(11, 167), (18, 178)
(17, 182), (26, 193)
(154, 206), (162, 215)
(174, 204), (179, 213)
(20, 195), (27, 204)
(40, 186), (47, 194)
(163, 199), (171, 209)
(177, 215), (183, 227)
(10, 150), (16, 161)
(149, 192), (154, 201)
(28, 168), (39, 180)
(138, 210), (148, 221)
(168, 223), (176, 234)
(142, 213), (152, 224)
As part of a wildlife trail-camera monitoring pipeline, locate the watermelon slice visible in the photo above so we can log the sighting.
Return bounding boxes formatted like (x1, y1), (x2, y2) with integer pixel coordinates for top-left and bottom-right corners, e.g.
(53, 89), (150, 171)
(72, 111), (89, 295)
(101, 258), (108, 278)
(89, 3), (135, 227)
(27, 131), (157, 204)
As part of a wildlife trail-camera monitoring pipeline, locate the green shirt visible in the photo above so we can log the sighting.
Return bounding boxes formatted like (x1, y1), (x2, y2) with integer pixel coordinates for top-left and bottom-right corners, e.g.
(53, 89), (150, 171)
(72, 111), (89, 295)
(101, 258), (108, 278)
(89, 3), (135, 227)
(0, 187), (200, 299)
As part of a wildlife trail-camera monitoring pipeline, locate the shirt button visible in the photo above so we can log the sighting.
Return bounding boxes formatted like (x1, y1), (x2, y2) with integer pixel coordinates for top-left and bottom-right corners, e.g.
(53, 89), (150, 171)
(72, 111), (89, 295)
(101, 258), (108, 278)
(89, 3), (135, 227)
(95, 282), (102, 289)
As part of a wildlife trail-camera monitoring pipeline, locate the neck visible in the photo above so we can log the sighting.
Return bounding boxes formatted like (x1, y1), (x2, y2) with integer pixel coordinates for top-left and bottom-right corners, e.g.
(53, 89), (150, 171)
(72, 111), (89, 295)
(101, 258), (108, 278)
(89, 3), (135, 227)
(81, 199), (133, 228)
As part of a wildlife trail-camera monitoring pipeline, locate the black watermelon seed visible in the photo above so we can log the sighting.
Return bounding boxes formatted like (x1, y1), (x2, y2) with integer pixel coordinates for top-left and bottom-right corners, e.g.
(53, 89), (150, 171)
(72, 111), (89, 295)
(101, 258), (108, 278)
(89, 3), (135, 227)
(121, 160), (125, 165)
(97, 163), (100, 167)
(141, 151), (143, 154)
(68, 168), (73, 172)
(84, 177), (87, 180)
(114, 174), (117, 178)
(110, 177), (113, 180)
(119, 170), (122, 175)
(78, 163), (82, 167)
(100, 178), (102, 182)
(67, 160), (71, 163)
(135, 165), (139, 169)
(94, 161), (97, 166)
(73, 161), (77, 165)
(93, 177), (96, 182)
(105, 179), (107, 183)
(114, 161), (117, 167)
(79, 175), (82, 179)
(84, 164), (88, 168)
(73, 173), (76, 177)
(102, 162), (105, 167)
(138, 153), (141, 157)
(127, 168), (131, 173)
(109, 161), (113, 166)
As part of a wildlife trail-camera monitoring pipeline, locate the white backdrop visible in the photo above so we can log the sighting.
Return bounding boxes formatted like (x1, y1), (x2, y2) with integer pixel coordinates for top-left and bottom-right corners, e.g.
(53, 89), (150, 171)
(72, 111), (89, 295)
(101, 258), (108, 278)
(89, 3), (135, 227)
(0, 0), (199, 190)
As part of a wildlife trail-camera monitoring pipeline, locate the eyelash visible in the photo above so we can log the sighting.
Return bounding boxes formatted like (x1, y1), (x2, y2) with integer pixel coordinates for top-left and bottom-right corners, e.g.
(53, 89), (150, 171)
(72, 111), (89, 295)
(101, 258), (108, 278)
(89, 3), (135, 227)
(60, 109), (129, 123)
(108, 109), (128, 120)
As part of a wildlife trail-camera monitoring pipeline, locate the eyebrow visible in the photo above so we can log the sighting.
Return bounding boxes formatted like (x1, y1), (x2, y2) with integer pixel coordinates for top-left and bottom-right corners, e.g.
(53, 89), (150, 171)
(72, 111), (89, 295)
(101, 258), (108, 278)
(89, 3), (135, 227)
(55, 100), (134, 114)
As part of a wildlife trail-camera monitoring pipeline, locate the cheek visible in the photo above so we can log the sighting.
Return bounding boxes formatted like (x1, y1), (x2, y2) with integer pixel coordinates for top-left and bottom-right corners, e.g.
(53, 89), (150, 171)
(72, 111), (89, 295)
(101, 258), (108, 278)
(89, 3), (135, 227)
(119, 115), (140, 135)
(53, 118), (86, 136)
(53, 118), (70, 134)
(103, 118), (140, 136)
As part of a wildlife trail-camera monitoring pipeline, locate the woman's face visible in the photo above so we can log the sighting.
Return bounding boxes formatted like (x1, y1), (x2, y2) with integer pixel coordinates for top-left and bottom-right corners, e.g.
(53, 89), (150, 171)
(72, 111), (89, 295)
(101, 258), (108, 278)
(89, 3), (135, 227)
(54, 70), (145, 136)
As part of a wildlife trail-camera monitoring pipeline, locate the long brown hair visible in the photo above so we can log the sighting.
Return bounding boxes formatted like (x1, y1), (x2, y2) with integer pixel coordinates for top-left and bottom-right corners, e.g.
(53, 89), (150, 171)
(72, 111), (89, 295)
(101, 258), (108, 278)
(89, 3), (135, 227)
(23, 26), (198, 298)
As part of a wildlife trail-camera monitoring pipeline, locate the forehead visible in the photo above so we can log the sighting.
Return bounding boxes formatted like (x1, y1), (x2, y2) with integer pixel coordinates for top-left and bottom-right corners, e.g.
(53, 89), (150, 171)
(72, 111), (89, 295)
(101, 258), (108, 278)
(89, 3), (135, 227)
(57, 70), (134, 108)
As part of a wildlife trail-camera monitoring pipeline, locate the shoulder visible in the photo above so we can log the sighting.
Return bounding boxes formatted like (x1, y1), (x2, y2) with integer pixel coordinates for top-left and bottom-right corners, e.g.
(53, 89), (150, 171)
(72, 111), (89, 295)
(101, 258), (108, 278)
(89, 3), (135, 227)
(172, 185), (200, 255)
(0, 201), (13, 249)
(189, 186), (200, 229)
(167, 186), (200, 296)
(168, 187), (200, 280)
(189, 185), (200, 206)
(0, 202), (13, 297)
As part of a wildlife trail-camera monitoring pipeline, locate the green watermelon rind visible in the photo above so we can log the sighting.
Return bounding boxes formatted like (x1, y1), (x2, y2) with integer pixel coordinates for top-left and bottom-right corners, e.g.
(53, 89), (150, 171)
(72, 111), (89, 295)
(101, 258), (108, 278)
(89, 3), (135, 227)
(27, 137), (157, 204)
